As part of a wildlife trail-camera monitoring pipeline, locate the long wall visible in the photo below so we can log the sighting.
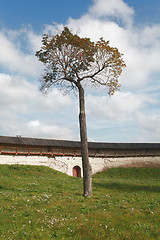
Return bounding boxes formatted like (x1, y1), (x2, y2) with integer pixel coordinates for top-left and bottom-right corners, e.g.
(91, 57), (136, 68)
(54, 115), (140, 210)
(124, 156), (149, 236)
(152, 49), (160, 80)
(0, 154), (160, 177)
(0, 136), (160, 177)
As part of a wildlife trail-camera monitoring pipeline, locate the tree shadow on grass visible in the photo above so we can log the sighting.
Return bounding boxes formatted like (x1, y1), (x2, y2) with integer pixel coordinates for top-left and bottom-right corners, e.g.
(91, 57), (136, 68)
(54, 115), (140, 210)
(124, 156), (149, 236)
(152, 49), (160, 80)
(93, 182), (160, 193)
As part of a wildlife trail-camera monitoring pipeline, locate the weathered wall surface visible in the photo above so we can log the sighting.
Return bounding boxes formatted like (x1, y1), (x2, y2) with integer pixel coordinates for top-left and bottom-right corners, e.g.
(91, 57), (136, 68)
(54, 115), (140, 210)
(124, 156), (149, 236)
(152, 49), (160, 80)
(0, 154), (160, 177)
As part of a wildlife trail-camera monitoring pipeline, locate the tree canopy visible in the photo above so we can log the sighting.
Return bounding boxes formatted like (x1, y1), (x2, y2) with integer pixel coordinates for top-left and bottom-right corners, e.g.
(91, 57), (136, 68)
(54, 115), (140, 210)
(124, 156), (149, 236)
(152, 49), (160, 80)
(36, 27), (126, 95)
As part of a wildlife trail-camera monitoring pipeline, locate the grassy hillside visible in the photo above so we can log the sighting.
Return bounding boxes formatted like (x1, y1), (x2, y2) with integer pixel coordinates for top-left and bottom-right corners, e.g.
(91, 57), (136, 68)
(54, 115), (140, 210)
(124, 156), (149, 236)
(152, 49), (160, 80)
(0, 165), (160, 240)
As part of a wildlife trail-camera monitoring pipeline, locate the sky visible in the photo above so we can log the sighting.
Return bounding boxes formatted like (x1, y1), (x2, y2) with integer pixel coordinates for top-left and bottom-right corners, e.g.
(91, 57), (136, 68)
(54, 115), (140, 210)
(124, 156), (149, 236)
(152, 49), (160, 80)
(0, 0), (160, 143)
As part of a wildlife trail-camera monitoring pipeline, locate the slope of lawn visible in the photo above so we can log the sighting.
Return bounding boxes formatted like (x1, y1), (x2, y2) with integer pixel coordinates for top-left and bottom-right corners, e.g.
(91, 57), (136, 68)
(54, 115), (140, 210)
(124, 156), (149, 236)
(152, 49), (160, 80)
(0, 164), (160, 240)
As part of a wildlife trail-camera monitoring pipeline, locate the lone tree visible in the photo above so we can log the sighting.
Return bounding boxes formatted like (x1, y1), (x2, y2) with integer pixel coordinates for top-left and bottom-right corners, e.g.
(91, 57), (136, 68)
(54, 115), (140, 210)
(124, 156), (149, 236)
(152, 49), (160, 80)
(36, 27), (126, 196)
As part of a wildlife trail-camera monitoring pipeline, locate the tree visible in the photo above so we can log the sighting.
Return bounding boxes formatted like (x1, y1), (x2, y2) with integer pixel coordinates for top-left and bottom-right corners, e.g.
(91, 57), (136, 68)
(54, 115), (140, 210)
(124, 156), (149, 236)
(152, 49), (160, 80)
(36, 27), (126, 196)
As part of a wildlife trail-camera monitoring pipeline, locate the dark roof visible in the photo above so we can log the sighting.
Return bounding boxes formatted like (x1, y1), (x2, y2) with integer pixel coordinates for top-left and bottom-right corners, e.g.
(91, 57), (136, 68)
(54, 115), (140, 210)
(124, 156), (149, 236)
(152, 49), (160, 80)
(0, 136), (80, 148)
(0, 136), (160, 150)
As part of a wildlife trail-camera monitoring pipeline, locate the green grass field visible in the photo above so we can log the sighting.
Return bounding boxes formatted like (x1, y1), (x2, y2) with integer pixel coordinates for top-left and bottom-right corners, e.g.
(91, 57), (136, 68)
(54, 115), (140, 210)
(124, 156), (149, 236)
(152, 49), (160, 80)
(0, 164), (160, 240)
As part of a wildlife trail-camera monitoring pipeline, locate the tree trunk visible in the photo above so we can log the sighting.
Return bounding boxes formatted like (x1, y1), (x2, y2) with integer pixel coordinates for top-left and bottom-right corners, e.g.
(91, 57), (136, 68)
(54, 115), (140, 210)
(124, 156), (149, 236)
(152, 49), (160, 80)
(78, 84), (92, 196)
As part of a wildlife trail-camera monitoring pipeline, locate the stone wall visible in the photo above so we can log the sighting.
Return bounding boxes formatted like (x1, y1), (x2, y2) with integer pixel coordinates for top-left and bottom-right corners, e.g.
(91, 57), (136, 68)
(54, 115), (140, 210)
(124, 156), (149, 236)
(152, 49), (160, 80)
(0, 154), (160, 177)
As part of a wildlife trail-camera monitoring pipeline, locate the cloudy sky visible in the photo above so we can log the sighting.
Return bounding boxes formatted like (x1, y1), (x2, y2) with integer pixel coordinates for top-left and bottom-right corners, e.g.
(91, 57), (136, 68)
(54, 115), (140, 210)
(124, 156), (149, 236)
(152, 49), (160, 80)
(0, 0), (160, 143)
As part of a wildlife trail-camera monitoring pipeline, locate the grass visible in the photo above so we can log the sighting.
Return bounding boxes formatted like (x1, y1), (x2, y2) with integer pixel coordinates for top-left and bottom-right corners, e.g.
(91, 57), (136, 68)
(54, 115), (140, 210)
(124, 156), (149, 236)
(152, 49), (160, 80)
(0, 164), (160, 240)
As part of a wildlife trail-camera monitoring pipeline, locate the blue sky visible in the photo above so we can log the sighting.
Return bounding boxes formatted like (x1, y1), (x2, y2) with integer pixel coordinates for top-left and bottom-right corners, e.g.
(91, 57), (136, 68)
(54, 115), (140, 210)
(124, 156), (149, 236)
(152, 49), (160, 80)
(0, 0), (159, 30)
(0, 0), (160, 143)
(0, 0), (92, 30)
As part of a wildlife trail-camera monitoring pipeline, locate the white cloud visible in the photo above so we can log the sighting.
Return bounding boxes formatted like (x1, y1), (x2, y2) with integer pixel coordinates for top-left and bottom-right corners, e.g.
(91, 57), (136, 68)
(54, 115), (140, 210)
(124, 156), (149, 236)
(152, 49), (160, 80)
(88, 0), (134, 26)
(25, 30), (42, 53)
(24, 120), (76, 140)
(0, 73), (75, 139)
(0, 73), (72, 114)
(66, 2), (160, 90)
(0, 73), (36, 113)
(86, 91), (156, 120)
(0, 118), (76, 140)
(0, 29), (42, 77)
(137, 113), (160, 142)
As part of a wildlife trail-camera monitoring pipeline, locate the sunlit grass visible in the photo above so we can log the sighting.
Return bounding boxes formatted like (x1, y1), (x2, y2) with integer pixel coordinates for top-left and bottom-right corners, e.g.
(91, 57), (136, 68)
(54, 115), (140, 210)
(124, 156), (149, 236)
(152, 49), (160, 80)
(0, 165), (160, 239)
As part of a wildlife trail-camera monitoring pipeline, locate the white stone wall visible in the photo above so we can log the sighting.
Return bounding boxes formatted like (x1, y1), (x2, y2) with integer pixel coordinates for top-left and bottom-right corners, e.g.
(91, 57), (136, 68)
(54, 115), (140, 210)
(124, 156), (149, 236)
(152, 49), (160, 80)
(0, 154), (160, 177)
(103, 156), (160, 169)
